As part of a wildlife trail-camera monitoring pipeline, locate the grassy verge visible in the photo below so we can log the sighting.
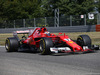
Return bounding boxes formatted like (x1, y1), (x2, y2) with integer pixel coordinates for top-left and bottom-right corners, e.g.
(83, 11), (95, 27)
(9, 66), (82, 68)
(0, 33), (13, 45)
(0, 32), (100, 45)
(65, 32), (100, 45)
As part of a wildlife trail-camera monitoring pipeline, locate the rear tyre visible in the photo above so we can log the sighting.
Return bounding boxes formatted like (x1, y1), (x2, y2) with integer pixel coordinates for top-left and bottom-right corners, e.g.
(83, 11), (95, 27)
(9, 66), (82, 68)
(5, 37), (19, 52)
(39, 37), (53, 55)
(77, 35), (91, 48)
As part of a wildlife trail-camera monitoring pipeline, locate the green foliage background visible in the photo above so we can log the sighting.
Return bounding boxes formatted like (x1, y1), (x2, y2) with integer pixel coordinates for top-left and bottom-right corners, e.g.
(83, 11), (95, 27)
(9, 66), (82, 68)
(0, 0), (100, 23)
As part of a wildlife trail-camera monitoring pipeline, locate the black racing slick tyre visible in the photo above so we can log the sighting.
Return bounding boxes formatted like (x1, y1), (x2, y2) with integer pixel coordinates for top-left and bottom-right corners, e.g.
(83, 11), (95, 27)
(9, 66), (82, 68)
(77, 35), (91, 48)
(5, 37), (19, 52)
(39, 37), (53, 55)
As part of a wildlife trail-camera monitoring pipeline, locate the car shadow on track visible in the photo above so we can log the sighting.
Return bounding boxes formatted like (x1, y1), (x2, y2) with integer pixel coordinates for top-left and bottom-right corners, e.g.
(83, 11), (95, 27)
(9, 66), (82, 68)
(6, 49), (99, 56)
(51, 51), (98, 56)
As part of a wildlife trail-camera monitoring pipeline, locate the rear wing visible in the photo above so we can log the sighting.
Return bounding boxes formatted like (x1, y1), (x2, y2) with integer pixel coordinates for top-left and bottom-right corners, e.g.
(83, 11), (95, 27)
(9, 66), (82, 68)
(16, 30), (29, 34)
(13, 30), (30, 41)
(13, 28), (36, 36)
(13, 30), (29, 36)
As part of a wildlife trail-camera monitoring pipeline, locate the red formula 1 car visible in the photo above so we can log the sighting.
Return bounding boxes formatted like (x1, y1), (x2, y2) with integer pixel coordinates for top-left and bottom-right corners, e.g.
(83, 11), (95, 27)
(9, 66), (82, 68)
(5, 27), (99, 55)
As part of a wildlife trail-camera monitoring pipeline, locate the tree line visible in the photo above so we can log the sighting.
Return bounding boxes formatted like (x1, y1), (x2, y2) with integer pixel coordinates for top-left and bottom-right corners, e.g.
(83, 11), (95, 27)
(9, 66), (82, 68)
(0, 0), (100, 22)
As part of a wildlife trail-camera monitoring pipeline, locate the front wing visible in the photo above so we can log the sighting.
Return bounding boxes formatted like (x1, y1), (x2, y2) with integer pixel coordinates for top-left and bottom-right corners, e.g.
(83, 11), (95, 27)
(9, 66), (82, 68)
(50, 46), (99, 53)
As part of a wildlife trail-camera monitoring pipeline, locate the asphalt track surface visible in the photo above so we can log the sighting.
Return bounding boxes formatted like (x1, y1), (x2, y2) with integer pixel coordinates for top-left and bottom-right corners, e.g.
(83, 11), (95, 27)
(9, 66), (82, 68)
(0, 46), (100, 75)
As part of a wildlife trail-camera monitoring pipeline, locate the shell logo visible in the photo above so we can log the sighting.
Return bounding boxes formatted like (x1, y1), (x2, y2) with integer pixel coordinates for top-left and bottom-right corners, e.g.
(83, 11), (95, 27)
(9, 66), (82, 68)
(69, 41), (73, 43)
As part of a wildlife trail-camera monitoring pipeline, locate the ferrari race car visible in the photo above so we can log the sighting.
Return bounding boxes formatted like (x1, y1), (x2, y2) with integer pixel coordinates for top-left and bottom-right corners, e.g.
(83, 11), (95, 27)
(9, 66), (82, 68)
(5, 27), (99, 55)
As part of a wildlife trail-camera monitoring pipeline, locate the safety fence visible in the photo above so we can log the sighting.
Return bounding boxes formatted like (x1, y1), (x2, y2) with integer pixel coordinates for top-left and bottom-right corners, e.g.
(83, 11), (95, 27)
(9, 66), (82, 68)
(0, 13), (100, 28)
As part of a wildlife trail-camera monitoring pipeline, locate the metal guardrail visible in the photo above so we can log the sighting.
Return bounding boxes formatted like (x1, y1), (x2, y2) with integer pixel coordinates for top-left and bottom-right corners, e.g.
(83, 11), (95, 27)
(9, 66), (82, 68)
(0, 25), (96, 33)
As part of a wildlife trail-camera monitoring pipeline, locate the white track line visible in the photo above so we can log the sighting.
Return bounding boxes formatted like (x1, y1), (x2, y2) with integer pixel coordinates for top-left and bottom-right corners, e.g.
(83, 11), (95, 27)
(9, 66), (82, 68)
(0, 46), (5, 47)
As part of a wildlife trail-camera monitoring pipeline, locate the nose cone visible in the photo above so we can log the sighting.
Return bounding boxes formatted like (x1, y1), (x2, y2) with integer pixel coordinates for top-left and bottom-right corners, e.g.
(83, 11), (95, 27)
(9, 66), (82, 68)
(75, 47), (81, 50)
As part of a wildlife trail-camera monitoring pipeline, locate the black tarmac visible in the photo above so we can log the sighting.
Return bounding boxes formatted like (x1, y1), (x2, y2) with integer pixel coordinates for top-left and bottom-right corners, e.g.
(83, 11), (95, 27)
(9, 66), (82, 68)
(0, 47), (100, 75)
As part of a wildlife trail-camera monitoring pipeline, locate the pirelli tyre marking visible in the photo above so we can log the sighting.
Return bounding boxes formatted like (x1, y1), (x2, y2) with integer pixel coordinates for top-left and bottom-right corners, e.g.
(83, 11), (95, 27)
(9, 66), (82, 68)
(40, 39), (46, 54)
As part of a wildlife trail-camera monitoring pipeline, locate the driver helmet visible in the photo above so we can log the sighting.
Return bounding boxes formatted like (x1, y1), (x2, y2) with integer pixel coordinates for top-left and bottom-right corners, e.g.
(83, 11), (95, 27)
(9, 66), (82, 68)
(45, 31), (50, 36)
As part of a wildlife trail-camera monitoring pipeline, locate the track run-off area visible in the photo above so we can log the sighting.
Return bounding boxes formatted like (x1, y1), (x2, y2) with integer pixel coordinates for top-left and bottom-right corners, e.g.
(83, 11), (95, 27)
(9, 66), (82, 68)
(0, 46), (100, 75)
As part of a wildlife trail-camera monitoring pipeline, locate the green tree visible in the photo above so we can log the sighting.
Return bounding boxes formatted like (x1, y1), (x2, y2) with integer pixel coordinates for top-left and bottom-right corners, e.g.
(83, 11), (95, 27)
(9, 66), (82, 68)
(0, 0), (99, 21)
(56, 0), (96, 15)
(97, 0), (100, 13)
(2, 0), (28, 20)
(0, 0), (44, 20)
(41, 0), (97, 16)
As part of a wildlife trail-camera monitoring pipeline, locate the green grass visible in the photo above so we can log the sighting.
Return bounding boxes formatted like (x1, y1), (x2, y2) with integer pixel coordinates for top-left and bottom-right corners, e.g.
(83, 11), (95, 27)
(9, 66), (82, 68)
(0, 32), (100, 45)
(64, 32), (100, 45)
(0, 33), (13, 45)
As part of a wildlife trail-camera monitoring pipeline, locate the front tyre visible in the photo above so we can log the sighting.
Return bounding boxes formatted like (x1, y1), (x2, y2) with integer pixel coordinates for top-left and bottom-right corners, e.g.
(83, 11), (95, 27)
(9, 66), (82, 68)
(39, 37), (53, 55)
(5, 37), (19, 52)
(77, 35), (91, 48)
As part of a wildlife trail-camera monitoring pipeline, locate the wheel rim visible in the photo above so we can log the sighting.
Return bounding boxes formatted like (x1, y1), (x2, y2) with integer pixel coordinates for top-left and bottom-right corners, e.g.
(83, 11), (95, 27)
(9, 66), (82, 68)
(5, 43), (8, 49)
(77, 38), (84, 46)
(5, 40), (10, 50)
(39, 44), (43, 52)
